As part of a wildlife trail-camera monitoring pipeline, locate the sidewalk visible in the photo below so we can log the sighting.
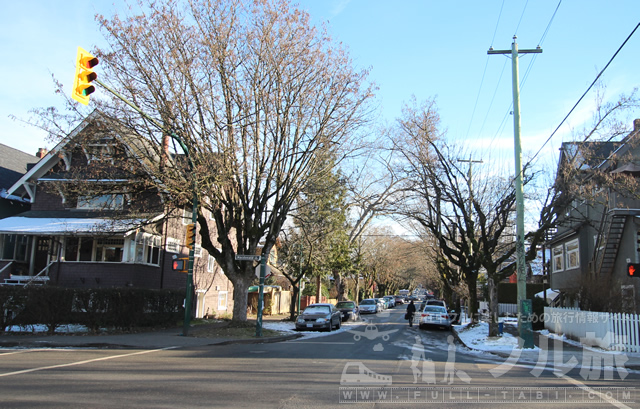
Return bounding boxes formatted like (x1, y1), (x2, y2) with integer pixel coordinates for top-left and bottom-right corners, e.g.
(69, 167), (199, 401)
(0, 316), (301, 350)
(452, 321), (640, 372)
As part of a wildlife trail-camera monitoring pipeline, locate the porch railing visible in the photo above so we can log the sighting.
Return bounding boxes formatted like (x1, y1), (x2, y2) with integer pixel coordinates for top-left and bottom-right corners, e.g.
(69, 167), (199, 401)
(24, 260), (56, 287)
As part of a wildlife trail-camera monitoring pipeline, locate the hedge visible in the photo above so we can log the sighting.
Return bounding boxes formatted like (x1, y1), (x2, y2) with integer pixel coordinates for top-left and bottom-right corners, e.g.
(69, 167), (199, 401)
(0, 286), (185, 334)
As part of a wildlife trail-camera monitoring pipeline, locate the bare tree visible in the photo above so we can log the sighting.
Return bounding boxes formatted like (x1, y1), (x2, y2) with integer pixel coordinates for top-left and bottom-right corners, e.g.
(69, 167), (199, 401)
(53, 0), (376, 322)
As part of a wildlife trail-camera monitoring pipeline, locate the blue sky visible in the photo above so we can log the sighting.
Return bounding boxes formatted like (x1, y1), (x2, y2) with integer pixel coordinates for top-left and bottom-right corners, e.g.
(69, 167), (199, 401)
(2, 0), (639, 174)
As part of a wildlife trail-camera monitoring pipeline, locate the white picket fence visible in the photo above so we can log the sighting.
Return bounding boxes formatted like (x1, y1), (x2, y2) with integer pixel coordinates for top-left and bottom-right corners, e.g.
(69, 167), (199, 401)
(478, 301), (518, 316)
(544, 307), (640, 352)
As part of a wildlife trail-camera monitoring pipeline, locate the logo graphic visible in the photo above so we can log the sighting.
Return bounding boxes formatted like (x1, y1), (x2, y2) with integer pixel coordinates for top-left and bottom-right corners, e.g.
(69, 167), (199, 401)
(341, 362), (393, 386)
(347, 324), (398, 342)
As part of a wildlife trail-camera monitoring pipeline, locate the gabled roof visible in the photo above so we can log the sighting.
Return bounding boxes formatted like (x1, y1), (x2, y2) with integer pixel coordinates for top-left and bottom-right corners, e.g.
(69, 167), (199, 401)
(7, 110), (168, 203)
(0, 143), (38, 192)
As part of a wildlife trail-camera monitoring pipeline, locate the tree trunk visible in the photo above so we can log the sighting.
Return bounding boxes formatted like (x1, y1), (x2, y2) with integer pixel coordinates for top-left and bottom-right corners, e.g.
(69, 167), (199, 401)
(465, 273), (479, 324)
(230, 274), (252, 322)
(487, 276), (500, 336)
(316, 275), (322, 302)
(289, 285), (299, 321)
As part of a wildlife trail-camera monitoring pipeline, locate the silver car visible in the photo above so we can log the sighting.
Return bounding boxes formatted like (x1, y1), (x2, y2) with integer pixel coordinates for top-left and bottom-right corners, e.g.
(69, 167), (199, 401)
(418, 305), (451, 330)
(358, 298), (378, 314)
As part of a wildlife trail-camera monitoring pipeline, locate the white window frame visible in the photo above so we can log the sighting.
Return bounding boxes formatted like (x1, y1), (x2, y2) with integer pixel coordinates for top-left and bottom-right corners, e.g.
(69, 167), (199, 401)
(208, 255), (216, 273)
(565, 239), (579, 269)
(127, 232), (162, 266)
(77, 194), (124, 210)
(218, 291), (228, 311)
(552, 245), (564, 273)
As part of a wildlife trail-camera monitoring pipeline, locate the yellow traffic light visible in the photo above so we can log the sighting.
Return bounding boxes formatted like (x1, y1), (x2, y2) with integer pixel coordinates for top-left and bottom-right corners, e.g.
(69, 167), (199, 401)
(185, 223), (196, 249)
(72, 46), (99, 105)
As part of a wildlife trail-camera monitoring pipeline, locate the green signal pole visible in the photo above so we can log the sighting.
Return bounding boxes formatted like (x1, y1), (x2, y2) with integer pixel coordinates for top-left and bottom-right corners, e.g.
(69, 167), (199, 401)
(256, 254), (267, 337)
(488, 37), (541, 349)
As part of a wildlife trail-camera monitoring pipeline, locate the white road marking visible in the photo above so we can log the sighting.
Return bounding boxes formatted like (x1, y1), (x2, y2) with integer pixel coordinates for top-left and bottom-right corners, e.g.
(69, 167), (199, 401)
(0, 346), (178, 378)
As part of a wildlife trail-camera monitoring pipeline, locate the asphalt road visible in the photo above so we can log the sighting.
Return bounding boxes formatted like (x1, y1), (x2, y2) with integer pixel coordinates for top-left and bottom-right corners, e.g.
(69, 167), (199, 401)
(0, 305), (636, 408)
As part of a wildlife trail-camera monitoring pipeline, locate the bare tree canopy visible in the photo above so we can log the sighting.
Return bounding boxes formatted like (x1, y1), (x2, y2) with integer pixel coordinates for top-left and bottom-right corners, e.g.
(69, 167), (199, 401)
(38, 0), (375, 321)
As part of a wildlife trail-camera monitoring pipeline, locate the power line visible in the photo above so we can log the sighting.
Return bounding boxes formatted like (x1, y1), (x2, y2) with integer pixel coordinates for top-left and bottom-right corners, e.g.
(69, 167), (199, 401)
(528, 21), (640, 165)
(464, 0), (506, 140)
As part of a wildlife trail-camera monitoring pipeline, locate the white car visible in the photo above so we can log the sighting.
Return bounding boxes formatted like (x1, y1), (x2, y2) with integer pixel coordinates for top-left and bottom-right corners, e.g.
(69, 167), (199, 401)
(418, 305), (452, 330)
(359, 298), (378, 314)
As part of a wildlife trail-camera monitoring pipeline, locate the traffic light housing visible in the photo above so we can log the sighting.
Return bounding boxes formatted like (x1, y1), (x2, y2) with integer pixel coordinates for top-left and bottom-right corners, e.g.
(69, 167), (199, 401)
(185, 223), (196, 249)
(628, 263), (640, 277)
(72, 46), (99, 105)
(172, 258), (188, 272)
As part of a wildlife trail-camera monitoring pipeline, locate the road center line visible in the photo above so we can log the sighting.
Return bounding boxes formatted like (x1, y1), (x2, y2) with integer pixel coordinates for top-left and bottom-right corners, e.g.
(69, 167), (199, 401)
(0, 346), (178, 378)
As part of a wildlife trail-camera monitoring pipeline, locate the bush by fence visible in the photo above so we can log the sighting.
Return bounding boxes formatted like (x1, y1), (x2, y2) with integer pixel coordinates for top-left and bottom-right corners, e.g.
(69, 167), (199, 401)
(0, 286), (185, 334)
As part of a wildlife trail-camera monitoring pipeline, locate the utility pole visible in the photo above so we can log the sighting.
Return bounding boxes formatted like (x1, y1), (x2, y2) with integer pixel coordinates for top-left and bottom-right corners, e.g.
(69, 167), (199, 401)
(457, 156), (483, 217)
(488, 36), (541, 349)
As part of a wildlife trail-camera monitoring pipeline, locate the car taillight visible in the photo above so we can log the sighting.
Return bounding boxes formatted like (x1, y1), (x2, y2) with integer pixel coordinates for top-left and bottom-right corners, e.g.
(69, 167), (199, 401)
(421, 313), (427, 317)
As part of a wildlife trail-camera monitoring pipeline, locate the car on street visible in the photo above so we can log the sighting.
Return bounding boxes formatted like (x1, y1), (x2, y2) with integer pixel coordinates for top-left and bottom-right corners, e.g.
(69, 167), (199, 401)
(425, 299), (447, 310)
(394, 295), (404, 305)
(382, 295), (396, 308)
(335, 301), (360, 322)
(418, 305), (452, 330)
(295, 303), (342, 331)
(358, 298), (378, 314)
(376, 298), (388, 310)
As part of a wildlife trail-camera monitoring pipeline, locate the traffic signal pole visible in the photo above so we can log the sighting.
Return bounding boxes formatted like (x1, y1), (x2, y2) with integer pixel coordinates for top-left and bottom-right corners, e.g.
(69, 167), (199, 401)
(488, 37), (541, 349)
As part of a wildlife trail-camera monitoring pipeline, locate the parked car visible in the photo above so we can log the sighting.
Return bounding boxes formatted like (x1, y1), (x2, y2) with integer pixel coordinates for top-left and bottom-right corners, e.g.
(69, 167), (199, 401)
(394, 295), (405, 305)
(426, 299), (447, 310)
(335, 301), (360, 322)
(295, 303), (342, 331)
(382, 295), (396, 308)
(359, 298), (378, 314)
(375, 298), (388, 310)
(418, 305), (452, 330)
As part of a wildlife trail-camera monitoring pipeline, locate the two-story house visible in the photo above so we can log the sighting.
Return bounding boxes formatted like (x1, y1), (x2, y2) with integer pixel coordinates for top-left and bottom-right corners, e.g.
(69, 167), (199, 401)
(549, 119), (640, 312)
(0, 112), (233, 319)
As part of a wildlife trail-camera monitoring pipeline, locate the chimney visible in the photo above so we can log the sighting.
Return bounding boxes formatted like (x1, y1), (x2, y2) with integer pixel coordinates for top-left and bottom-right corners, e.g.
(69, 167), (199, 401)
(634, 118), (640, 132)
(36, 148), (48, 158)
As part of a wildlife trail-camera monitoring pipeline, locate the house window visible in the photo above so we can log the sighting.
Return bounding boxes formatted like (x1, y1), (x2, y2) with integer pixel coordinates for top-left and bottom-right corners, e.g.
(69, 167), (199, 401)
(129, 233), (161, 266)
(218, 291), (228, 311)
(86, 142), (114, 163)
(77, 194), (124, 210)
(552, 245), (564, 273)
(64, 237), (97, 262)
(208, 255), (216, 273)
(565, 239), (579, 269)
(96, 238), (125, 262)
(0, 234), (30, 262)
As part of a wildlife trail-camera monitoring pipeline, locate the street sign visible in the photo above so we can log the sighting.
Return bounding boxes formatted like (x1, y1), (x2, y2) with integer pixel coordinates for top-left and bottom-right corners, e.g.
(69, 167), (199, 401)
(235, 254), (261, 261)
(255, 264), (272, 279)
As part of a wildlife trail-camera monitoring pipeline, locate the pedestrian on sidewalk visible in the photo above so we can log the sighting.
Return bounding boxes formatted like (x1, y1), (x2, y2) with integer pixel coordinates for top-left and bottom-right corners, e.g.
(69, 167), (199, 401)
(406, 300), (416, 327)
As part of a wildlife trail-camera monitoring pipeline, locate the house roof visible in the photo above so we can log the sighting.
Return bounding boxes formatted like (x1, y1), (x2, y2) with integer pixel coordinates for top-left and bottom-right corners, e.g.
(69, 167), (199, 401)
(0, 210), (153, 236)
(0, 143), (38, 192)
(6, 111), (170, 203)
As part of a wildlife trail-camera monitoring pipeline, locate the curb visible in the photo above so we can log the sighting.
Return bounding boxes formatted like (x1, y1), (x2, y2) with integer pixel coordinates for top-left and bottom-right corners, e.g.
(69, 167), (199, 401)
(209, 332), (303, 346)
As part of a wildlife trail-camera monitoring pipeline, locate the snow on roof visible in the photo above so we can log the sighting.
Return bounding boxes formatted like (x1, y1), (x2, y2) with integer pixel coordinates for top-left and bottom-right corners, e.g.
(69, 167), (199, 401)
(0, 216), (144, 235)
